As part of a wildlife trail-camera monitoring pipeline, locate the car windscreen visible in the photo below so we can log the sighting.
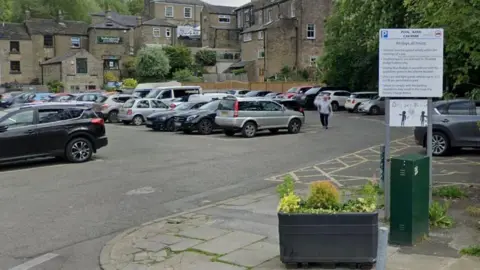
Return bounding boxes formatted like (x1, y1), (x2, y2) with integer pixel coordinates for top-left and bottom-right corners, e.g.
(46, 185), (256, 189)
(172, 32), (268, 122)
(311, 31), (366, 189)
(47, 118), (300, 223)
(245, 91), (260, 97)
(146, 89), (161, 98)
(286, 87), (298, 93)
(218, 100), (235, 110)
(133, 90), (150, 98)
(0, 111), (7, 118)
(305, 87), (321, 95)
(96, 96), (108, 103)
(123, 99), (135, 108)
(199, 100), (221, 110)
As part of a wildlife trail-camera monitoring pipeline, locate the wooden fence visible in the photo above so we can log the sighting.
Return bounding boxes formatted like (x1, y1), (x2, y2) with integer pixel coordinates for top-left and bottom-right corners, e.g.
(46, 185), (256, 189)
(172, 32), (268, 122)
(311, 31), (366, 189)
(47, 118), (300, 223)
(182, 81), (319, 93)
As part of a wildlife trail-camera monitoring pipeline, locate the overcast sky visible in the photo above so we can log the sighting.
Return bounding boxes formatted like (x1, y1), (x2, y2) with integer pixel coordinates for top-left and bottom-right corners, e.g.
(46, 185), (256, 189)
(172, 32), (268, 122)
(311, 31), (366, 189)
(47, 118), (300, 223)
(203, 0), (250, 7)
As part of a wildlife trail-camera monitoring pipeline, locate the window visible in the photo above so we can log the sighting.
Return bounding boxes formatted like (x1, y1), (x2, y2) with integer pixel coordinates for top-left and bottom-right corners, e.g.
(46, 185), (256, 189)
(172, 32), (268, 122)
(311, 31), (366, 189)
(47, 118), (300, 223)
(104, 59), (119, 70)
(258, 50), (265, 58)
(160, 90), (172, 99)
(267, 9), (272, 23)
(112, 96), (132, 103)
(192, 103), (207, 109)
(79, 94), (98, 102)
(334, 91), (350, 97)
(258, 31), (263, 40)
(310, 56), (318, 66)
(76, 58), (88, 74)
(218, 15), (230, 23)
(9, 41), (19, 53)
(151, 100), (168, 108)
(184, 7), (192, 18)
(237, 12), (242, 28)
(258, 11), (263, 24)
(165, 6), (173, 17)
(44, 35), (53, 47)
(71, 37), (80, 48)
(261, 101), (282, 111)
(243, 33), (252, 42)
(307, 24), (315, 39)
(291, 1), (295, 17)
(165, 28), (171, 37)
(259, 68), (265, 76)
(153, 28), (161, 37)
(10, 61), (20, 73)
(38, 109), (71, 123)
(0, 110), (34, 128)
(238, 101), (262, 111)
(136, 100), (150, 108)
(245, 10), (250, 24)
(446, 101), (474, 115)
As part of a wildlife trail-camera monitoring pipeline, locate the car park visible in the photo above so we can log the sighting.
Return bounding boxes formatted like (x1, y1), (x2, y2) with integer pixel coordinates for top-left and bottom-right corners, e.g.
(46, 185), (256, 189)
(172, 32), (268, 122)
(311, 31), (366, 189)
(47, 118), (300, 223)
(275, 99), (305, 116)
(215, 97), (305, 138)
(279, 86), (313, 99)
(93, 94), (133, 123)
(118, 98), (170, 126)
(414, 99), (480, 156)
(173, 100), (223, 135)
(244, 90), (272, 97)
(264, 93), (282, 99)
(133, 89), (152, 98)
(146, 101), (208, 131)
(75, 92), (104, 103)
(225, 89), (250, 96)
(0, 103), (107, 163)
(295, 86), (350, 110)
(145, 86), (202, 103)
(358, 95), (384, 115)
(47, 93), (77, 102)
(317, 90), (351, 111)
(345, 92), (378, 113)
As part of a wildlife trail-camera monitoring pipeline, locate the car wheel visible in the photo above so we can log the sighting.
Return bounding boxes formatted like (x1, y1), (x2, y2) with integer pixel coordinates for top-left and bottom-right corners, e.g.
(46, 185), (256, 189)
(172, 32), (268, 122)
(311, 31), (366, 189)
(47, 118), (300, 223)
(224, 129), (235, 136)
(165, 119), (175, 132)
(331, 102), (339, 111)
(122, 121), (130, 125)
(369, 106), (380, 115)
(108, 110), (119, 123)
(288, 118), (302, 134)
(198, 119), (213, 135)
(152, 125), (162, 131)
(347, 109), (354, 113)
(269, 128), (279, 134)
(432, 132), (450, 156)
(353, 104), (360, 112)
(241, 121), (257, 138)
(65, 137), (93, 163)
(132, 115), (144, 126)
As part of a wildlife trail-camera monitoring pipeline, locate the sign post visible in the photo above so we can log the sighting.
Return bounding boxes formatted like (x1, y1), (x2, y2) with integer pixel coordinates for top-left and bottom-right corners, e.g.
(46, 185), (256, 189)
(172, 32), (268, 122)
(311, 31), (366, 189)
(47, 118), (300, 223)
(379, 28), (444, 218)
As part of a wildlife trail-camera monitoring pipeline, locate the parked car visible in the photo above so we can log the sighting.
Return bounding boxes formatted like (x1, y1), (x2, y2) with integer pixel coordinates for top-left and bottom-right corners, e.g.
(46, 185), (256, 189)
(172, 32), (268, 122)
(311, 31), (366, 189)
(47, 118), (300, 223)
(173, 100), (223, 135)
(414, 99), (480, 156)
(345, 92), (378, 113)
(275, 99), (305, 116)
(132, 89), (152, 98)
(0, 103), (107, 163)
(279, 86), (313, 99)
(47, 93), (77, 102)
(75, 93), (104, 103)
(358, 95), (385, 115)
(146, 101), (208, 131)
(244, 90), (272, 97)
(264, 93), (282, 99)
(317, 90), (351, 111)
(118, 98), (170, 125)
(93, 94), (133, 123)
(215, 97), (305, 138)
(225, 89), (250, 96)
(295, 86), (350, 110)
(145, 86), (202, 103)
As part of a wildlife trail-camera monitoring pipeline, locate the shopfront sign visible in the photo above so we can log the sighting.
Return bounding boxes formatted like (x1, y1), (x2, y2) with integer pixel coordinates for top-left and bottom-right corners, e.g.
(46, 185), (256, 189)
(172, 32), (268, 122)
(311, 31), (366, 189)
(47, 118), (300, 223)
(97, 36), (122, 44)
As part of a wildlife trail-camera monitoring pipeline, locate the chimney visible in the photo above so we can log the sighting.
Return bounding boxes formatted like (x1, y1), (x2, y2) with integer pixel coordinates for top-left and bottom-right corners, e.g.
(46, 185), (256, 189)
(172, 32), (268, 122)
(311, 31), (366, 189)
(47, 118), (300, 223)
(105, 9), (111, 19)
(57, 10), (64, 22)
(136, 16), (142, 26)
(25, 10), (31, 21)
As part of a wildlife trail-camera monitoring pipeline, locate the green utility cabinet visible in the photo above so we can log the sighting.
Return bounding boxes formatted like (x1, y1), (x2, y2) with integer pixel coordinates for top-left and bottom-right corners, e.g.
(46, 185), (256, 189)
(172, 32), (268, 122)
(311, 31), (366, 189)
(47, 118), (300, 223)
(389, 154), (430, 246)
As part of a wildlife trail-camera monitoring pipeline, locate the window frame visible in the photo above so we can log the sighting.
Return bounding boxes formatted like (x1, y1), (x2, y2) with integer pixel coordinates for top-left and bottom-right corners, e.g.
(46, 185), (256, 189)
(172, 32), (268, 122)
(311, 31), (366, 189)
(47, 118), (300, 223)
(165, 28), (171, 37)
(0, 109), (35, 129)
(104, 59), (119, 70)
(184, 7), (193, 18)
(9, 41), (20, 53)
(258, 31), (263, 40)
(290, 1), (295, 17)
(243, 33), (252, 42)
(306, 24), (315, 39)
(71, 37), (81, 48)
(10, 61), (21, 74)
(76, 58), (88, 74)
(310, 56), (318, 66)
(165, 6), (174, 17)
(445, 101), (475, 115)
(260, 101), (282, 111)
(218, 15), (231, 23)
(44, 35), (54, 47)
(258, 50), (265, 58)
(38, 108), (72, 124)
(153, 28), (161, 38)
(150, 100), (168, 109)
(267, 9), (273, 23)
(258, 10), (263, 24)
(136, 100), (151, 108)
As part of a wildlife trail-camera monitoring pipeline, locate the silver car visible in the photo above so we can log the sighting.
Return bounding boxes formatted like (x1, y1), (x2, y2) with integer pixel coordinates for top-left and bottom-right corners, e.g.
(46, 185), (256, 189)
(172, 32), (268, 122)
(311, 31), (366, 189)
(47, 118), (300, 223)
(94, 94), (133, 123)
(118, 98), (169, 125)
(215, 97), (305, 138)
(358, 96), (385, 115)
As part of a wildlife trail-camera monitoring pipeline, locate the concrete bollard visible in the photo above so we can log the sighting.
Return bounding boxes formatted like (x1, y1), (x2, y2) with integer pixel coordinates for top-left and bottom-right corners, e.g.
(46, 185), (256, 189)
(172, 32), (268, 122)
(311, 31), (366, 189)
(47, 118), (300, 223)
(376, 226), (389, 270)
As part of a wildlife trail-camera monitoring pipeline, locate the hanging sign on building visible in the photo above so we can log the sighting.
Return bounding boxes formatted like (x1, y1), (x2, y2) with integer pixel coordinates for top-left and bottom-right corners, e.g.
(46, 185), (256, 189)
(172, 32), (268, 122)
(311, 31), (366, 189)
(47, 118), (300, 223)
(97, 36), (122, 44)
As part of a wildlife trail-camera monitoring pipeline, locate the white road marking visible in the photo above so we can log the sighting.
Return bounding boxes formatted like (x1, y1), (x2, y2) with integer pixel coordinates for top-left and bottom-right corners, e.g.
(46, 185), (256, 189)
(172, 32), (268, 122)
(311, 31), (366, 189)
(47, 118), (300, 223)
(126, 186), (156, 195)
(9, 253), (59, 270)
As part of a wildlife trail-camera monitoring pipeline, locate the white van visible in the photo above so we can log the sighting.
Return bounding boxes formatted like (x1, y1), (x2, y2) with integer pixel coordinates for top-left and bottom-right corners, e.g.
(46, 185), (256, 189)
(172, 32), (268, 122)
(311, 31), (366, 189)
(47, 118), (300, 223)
(133, 81), (182, 98)
(145, 86), (202, 102)
(188, 93), (234, 102)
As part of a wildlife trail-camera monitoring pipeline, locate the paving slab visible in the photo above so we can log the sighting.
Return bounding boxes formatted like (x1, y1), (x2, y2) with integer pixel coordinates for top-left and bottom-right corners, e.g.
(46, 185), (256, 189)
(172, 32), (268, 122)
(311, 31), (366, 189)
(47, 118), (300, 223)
(386, 253), (455, 270)
(178, 226), (230, 240)
(147, 251), (245, 270)
(149, 234), (184, 245)
(447, 256), (480, 270)
(219, 241), (279, 267)
(133, 240), (166, 252)
(169, 238), (204, 252)
(121, 262), (149, 270)
(193, 230), (266, 255)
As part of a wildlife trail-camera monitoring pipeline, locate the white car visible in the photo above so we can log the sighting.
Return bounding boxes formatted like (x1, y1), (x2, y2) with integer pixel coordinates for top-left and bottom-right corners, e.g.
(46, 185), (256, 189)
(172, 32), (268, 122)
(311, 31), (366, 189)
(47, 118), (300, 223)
(317, 90), (351, 111)
(345, 92), (378, 113)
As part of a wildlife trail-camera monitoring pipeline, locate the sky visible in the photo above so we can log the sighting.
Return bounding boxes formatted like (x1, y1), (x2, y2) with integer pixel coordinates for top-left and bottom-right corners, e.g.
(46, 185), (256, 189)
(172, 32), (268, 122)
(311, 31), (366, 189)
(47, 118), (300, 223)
(203, 0), (250, 7)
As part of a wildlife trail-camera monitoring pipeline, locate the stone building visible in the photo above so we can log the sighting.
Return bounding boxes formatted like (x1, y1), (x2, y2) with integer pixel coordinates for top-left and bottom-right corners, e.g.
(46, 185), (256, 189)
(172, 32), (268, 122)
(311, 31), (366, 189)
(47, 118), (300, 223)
(144, 0), (203, 27)
(234, 0), (332, 81)
(201, 4), (239, 49)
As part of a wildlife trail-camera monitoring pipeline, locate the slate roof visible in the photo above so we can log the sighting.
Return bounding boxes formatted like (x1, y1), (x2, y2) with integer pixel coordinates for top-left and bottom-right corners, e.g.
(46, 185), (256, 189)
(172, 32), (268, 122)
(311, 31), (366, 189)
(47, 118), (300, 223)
(90, 20), (130, 30)
(91, 11), (138, 27)
(241, 23), (267, 33)
(204, 4), (236, 14)
(25, 19), (89, 35)
(142, 18), (176, 27)
(0, 23), (30, 40)
(229, 60), (252, 68)
(211, 25), (239, 30)
(151, 0), (203, 5)
(41, 49), (88, 65)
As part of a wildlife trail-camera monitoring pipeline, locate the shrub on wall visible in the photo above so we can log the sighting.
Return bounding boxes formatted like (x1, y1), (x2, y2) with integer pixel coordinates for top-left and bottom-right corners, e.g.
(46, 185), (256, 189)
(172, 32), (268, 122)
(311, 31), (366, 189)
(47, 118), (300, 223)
(47, 80), (63, 93)
(195, 50), (217, 66)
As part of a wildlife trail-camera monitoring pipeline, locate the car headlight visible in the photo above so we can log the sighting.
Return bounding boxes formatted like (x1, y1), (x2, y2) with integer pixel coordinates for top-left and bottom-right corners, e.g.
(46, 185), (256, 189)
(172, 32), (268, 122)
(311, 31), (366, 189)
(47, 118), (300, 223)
(301, 96), (306, 100)
(186, 115), (198, 121)
(159, 116), (166, 121)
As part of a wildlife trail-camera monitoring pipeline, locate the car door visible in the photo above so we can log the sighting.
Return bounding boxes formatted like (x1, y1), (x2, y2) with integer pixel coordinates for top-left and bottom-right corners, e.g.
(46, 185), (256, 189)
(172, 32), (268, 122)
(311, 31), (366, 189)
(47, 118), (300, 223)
(158, 89), (173, 102)
(0, 109), (37, 160)
(440, 101), (477, 146)
(150, 100), (169, 114)
(334, 91), (350, 106)
(36, 107), (72, 154)
(260, 101), (285, 127)
(136, 100), (152, 118)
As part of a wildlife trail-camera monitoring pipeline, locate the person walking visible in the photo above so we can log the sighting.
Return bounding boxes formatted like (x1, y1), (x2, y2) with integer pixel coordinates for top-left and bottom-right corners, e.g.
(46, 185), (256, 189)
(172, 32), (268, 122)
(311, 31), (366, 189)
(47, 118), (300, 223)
(314, 94), (333, 129)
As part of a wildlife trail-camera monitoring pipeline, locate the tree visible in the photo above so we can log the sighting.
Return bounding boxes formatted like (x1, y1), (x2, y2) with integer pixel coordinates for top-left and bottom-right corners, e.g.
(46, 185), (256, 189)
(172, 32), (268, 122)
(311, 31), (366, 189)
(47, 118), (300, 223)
(0, 0), (13, 22)
(104, 71), (118, 82)
(123, 56), (136, 78)
(135, 46), (170, 82)
(122, 78), (138, 88)
(172, 68), (202, 82)
(127, 0), (143, 15)
(162, 45), (193, 76)
(195, 50), (216, 66)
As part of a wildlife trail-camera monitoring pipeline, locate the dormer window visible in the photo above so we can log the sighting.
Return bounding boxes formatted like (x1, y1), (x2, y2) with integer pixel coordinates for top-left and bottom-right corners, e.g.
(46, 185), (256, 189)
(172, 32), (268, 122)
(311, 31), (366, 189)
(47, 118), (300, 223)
(105, 21), (114, 26)
(10, 41), (20, 53)
(44, 35), (53, 47)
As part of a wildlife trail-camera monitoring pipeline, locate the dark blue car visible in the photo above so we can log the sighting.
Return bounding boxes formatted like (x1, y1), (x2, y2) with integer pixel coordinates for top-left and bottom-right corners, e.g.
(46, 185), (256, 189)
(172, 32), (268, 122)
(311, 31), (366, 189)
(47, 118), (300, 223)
(146, 101), (208, 131)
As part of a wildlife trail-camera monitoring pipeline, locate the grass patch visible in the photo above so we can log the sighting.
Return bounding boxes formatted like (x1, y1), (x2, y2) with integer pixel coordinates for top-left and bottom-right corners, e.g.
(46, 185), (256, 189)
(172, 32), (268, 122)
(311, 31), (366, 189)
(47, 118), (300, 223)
(429, 201), (454, 229)
(433, 186), (467, 199)
(466, 206), (480, 217)
(460, 245), (480, 257)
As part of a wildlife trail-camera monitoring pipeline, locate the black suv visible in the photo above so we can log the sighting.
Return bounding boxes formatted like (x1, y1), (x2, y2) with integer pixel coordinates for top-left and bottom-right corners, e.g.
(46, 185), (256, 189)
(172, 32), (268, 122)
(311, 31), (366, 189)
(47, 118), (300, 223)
(173, 100), (222, 135)
(296, 86), (350, 110)
(0, 104), (108, 163)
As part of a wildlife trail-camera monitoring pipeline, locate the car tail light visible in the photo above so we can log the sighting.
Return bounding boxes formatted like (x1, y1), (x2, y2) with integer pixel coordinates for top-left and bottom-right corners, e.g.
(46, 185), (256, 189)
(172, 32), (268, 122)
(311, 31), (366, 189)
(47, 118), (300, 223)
(170, 103), (176, 109)
(102, 104), (109, 108)
(328, 96), (331, 100)
(127, 109), (132, 115)
(299, 107), (304, 113)
(352, 99), (355, 104)
(91, 118), (104, 125)
(233, 100), (239, 117)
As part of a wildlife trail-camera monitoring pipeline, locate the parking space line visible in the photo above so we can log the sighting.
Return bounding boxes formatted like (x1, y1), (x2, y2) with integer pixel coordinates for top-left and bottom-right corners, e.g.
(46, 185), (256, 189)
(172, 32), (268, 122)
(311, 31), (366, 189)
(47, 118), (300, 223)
(9, 253), (58, 270)
(313, 166), (343, 187)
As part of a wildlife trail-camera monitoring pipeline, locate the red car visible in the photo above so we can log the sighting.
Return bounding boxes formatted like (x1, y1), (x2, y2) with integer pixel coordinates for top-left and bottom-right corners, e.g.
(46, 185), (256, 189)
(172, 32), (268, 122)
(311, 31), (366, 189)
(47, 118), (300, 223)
(280, 86), (313, 99)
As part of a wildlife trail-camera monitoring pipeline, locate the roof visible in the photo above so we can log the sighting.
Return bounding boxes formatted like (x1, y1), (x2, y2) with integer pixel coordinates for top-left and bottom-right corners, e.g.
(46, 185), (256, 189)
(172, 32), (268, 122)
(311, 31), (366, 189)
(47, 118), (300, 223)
(91, 11), (138, 27)
(0, 23), (30, 40)
(241, 23), (267, 33)
(204, 4), (236, 14)
(25, 19), (88, 35)
(90, 20), (130, 30)
(210, 25), (239, 30)
(40, 49), (87, 65)
(142, 18), (176, 27)
(229, 60), (252, 68)
(151, 0), (203, 5)
(234, 2), (254, 11)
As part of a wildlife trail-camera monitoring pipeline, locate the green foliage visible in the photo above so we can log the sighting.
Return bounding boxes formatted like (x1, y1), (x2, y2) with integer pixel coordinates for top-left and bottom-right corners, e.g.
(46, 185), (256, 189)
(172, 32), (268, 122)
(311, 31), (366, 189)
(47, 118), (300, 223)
(232, 68), (246, 75)
(172, 69), (202, 82)
(460, 245), (480, 257)
(195, 50), (217, 66)
(465, 206), (480, 217)
(432, 185), (467, 199)
(274, 66), (310, 81)
(429, 201), (454, 228)
(466, 88), (480, 101)
(126, 0), (143, 15)
(135, 46), (170, 82)
(46, 80), (63, 93)
(0, 0), (13, 21)
(122, 78), (138, 88)
(162, 45), (193, 76)
(123, 56), (137, 78)
(278, 192), (301, 213)
(104, 71), (118, 82)
(442, 92), (457, 100)
(276, 175), (295, 198)
(306, 181), (340, 209)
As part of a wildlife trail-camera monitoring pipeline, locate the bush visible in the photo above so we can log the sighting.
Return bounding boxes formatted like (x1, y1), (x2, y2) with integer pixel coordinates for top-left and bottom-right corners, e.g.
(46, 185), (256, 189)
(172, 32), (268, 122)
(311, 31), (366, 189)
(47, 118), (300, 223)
(306, 181), (340, 209)
(172, 69), (202, 82)
(135, 46), (170, 82)
(104, 71), (118, 82)
(195, 50), (217, 66)
(232, 68), (246, 75)
(47, 80), (63, 93)
(122, 78), (138, 89)
(433, 185), (467, 199)
(429, 201), (454, 228)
